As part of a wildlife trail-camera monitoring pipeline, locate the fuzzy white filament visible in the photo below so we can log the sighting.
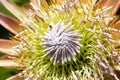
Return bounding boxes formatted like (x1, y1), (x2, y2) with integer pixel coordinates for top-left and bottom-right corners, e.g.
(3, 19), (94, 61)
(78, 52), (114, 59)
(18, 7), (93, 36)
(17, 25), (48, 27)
(41, 21), (81, 65)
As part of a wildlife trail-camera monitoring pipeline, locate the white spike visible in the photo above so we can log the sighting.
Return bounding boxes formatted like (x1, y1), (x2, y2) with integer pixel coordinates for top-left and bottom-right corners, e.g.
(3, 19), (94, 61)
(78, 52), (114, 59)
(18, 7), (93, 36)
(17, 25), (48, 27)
(41, 21), (81, 65)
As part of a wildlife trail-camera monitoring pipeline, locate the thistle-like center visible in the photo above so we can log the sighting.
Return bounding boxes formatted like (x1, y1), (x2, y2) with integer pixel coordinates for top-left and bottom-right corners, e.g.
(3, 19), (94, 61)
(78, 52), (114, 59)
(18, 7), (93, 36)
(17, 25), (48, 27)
(41, 22), (81, 65)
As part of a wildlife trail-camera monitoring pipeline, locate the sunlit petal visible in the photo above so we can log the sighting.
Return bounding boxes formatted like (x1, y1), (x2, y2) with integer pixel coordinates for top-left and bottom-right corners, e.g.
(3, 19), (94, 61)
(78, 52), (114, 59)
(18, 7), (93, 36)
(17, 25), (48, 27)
(95, 0), (120, 15)
(0, 13), (23, 34)
(7, 74), (24, 80)
(22, 4), (32, 14)
(0, 60), (20, 68)
(110, 19), (120, 39)
(0, 55), (10, 60)
(0, 0), (26, 20)
(111, 31), (120, 39)
(114, 20), (120, 29)
(0, 39), (18, 56)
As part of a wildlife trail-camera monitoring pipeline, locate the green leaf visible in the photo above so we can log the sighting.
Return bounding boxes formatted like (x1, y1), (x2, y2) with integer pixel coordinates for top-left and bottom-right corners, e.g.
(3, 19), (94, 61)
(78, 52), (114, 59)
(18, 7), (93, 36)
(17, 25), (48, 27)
(0, 67), (18, 80)
(0, 2), (15, 18)
(12, 0), (30, 6)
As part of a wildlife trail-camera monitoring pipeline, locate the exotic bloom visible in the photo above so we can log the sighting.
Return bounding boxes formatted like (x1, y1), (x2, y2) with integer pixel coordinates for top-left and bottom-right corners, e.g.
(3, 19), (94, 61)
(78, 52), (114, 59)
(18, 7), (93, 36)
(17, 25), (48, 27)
(0, 0), (120, 80)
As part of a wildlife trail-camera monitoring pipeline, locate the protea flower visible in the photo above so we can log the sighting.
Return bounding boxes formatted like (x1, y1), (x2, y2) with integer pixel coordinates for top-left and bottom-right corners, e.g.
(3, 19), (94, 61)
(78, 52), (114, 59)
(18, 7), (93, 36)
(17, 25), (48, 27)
(0, 0), (120, 80)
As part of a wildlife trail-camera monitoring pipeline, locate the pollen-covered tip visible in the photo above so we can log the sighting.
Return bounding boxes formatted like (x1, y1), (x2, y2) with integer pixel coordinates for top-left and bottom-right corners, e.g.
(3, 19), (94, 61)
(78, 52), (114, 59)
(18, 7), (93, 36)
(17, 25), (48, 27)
(41, 21), (81, 65)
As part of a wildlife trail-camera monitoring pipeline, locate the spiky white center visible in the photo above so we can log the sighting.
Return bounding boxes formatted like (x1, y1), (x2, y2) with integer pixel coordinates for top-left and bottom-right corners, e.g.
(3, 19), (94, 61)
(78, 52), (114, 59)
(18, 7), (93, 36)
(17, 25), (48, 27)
(41, 21), (81, 65)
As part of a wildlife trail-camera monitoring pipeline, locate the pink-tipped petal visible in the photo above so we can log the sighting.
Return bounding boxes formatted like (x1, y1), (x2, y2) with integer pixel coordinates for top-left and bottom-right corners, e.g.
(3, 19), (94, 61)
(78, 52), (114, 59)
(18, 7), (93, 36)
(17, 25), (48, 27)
(111, 31), (120, 39)
(114, 20), (120, 29)
(0, 0), (26, 20)
(0, 13), (22, 34)
(0, 60), (20, 68)
(110, 19), (120, 39)
(22, 4), (32, 14)
(95, 0), (120, 16)
(7, 74), (24, 80)
(30, 0), (39, 7)
(0, 39), (18, 56)
(30, 0), (48, 9)
(0, 55), (10, 60)
(103, 0), (120, 16)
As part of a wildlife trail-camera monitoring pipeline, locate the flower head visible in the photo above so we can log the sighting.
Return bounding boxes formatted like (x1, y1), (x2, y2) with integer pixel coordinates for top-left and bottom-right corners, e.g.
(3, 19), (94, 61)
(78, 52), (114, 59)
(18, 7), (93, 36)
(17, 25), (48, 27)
(0, 0), (120, 80)
(41, 21), (82, 65)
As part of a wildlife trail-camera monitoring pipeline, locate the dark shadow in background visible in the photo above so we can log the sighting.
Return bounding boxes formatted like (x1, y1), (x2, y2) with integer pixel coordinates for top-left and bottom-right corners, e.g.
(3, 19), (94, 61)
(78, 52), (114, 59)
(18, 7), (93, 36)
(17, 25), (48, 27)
(0, 25), (13, 39)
